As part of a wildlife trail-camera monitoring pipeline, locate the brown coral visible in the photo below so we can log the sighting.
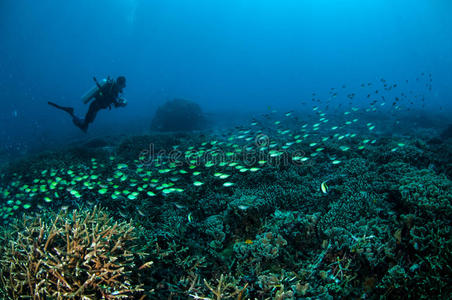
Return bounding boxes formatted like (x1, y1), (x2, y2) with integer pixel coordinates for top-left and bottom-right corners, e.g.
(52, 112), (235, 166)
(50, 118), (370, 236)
(0, 206), (150, 299)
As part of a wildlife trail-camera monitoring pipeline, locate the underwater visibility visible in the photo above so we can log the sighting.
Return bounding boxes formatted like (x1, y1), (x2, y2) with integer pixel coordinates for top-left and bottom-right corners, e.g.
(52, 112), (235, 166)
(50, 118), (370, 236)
(0, 1), (451, 299)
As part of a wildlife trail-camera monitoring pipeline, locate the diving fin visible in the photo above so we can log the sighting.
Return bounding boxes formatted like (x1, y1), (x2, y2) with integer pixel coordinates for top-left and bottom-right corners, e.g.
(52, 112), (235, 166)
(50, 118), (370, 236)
(48, 101), (74, 117)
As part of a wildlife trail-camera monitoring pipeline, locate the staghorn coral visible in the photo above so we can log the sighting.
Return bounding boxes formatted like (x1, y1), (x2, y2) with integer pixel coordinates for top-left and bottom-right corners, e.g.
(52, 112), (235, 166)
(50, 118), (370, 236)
(185, 273), (248, 300)
(0, 206), (150, 299)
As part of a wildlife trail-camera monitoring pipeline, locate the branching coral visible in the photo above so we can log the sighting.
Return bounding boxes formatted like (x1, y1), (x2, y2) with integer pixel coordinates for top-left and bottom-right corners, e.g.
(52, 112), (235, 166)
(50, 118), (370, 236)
(187, 274), (248, 300)
(0, 206), (150, 299)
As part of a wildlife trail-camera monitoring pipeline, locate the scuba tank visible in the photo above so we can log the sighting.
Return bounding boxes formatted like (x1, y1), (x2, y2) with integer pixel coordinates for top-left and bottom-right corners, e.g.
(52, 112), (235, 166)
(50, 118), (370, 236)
(81, 78), (107, 104)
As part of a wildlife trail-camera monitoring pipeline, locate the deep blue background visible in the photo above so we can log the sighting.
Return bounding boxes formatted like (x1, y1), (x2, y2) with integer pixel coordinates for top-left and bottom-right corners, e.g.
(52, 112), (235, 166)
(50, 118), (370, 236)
(1, 0), (451, 154)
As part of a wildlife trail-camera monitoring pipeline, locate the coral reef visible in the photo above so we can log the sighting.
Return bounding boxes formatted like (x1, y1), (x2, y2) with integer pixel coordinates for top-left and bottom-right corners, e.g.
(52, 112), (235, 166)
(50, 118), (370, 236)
(151, 98), (206, 132)
(0, 206), (150, 299)
(0, 107), (451, 298)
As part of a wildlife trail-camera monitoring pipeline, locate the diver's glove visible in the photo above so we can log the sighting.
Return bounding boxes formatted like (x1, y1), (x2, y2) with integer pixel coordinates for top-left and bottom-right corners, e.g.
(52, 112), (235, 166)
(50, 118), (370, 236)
(115, 97), (127, 107)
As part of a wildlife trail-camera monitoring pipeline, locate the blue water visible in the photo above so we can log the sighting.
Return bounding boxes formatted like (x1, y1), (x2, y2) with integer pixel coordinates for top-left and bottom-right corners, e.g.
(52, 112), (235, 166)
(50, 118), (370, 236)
(1, 0), (451, 156)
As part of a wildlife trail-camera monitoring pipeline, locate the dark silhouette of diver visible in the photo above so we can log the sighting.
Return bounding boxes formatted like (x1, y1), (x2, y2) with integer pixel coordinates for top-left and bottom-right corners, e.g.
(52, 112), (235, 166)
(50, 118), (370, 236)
(48, 76), (127, 133)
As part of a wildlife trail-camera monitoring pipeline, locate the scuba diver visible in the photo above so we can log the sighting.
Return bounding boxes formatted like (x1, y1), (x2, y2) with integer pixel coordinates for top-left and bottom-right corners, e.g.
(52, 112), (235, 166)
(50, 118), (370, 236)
(48, 76), (127, 133)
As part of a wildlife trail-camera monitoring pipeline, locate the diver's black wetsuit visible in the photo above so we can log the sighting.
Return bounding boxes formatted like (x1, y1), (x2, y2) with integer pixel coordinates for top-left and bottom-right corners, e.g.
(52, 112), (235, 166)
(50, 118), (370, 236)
(48, 76), (126, 133)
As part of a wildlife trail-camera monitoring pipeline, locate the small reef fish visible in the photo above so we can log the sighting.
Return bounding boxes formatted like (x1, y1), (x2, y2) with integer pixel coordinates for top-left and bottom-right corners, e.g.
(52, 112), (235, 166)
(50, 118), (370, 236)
(321, 181), (329, 194)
